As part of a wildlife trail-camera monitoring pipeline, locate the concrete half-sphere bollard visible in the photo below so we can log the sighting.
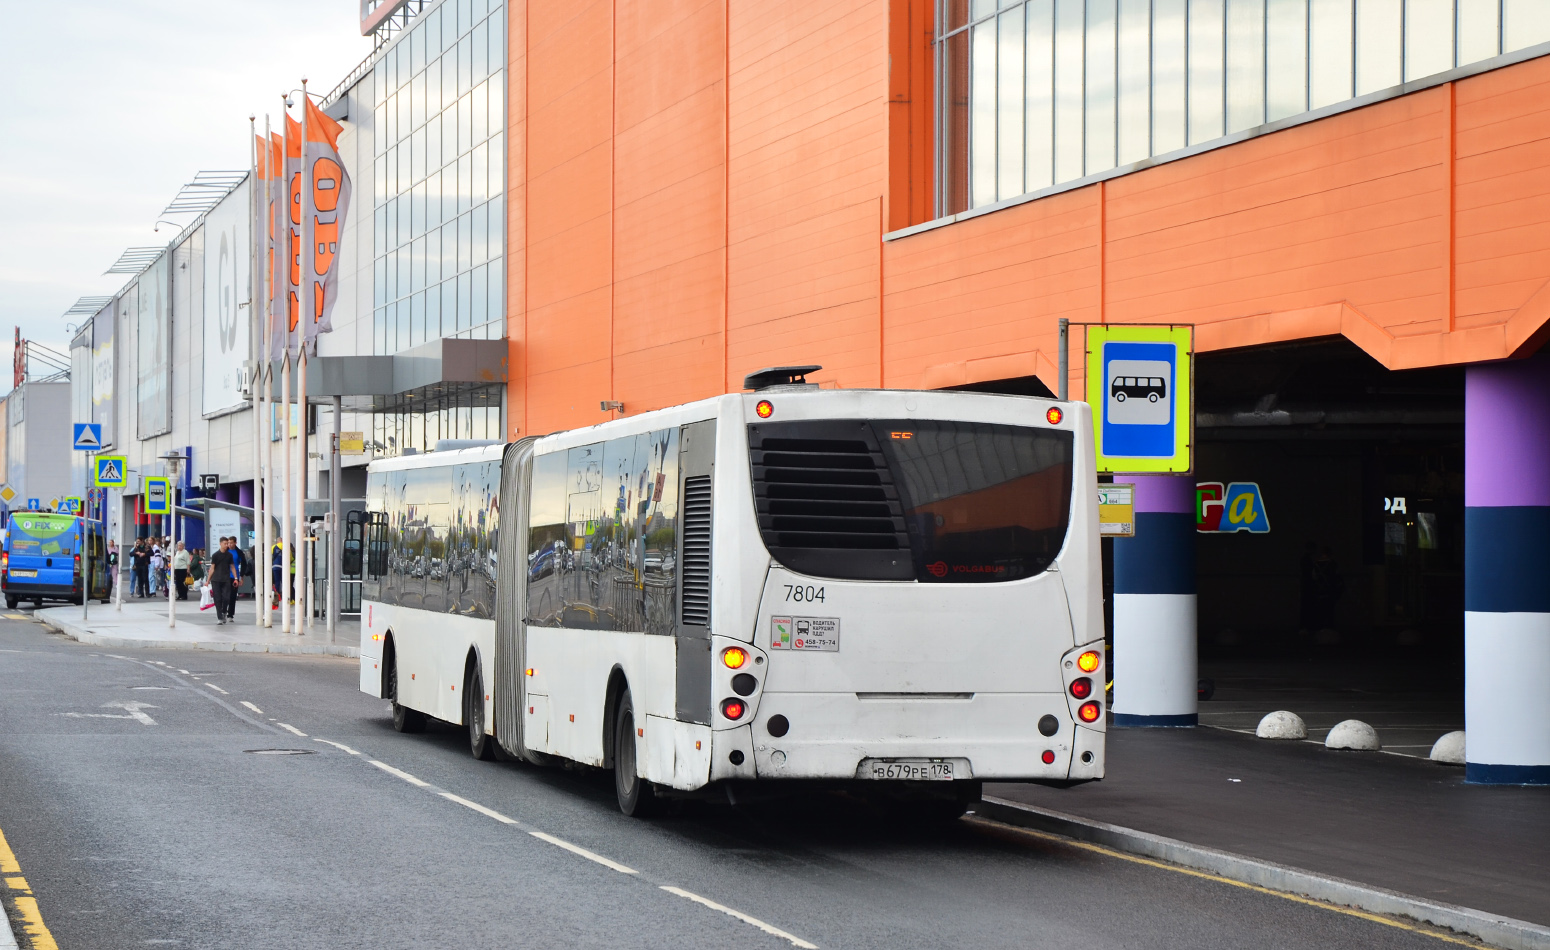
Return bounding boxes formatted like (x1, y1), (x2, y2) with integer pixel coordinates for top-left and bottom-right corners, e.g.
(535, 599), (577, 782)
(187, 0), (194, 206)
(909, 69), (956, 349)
(1430, 730), (1466, 765)
(1256, 710), (1307, 740)
(1325, 719), (1380, 751)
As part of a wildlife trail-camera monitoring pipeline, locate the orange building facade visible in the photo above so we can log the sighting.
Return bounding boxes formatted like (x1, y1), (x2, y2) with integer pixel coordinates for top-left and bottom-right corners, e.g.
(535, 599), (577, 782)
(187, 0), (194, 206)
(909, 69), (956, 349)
(503, 0), (1550, 437)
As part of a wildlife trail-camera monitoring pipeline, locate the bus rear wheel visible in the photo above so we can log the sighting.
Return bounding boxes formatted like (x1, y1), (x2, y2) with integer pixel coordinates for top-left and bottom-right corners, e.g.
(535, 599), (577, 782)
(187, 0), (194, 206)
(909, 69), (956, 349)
(465, 665), (495, 761)
(387, 652), (426, 733)
(4, 597), (15, 610)
(613, 688), (659, 817)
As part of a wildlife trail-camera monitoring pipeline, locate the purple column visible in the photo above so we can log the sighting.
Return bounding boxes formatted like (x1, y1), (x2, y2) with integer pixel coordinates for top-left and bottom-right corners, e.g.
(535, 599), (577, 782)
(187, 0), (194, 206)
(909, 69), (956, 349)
(1464, 354), (1550, 784)
(238, 482), (254, 508)
(1111, 474), (1198, 726)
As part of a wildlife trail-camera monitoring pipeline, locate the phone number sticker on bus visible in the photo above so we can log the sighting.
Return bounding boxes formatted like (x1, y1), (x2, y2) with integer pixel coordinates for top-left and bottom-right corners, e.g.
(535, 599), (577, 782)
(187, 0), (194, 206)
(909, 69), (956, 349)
(770, 615), (840, 651)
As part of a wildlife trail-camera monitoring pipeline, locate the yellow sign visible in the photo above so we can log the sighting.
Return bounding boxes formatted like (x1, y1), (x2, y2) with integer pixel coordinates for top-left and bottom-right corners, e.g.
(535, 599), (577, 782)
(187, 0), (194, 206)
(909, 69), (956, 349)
(0, 485), (14, 504)
(1097, 483), (1135, 537)
(1084, 324), (1193, 474)
(339, 431), (365, 455)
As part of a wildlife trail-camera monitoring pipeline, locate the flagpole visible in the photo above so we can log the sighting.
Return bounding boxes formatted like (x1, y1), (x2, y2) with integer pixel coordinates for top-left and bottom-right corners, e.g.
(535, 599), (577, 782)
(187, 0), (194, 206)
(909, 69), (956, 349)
(261, 116), (276, 628)
(297, 78), (311, 631)
(251, 115), (270, 627)
(280, 96), (294, 635)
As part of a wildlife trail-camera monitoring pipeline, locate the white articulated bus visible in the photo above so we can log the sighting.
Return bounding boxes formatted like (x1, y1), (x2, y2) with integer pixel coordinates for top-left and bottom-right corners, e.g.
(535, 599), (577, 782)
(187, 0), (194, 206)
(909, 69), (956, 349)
(359, 367), (1106, 816)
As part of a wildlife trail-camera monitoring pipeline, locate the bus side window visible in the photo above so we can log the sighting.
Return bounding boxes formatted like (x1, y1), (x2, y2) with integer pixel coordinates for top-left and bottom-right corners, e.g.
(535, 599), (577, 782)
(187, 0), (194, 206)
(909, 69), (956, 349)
(526, 452), (568, 626)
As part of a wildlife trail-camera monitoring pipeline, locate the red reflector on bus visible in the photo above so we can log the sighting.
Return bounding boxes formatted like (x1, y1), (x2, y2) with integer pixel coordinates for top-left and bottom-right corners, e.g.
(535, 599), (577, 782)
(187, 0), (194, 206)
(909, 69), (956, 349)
(721, 699), (746, 721)
(756, 400), (774, 419)
(1045, 407), (1063, 425)
(1041, 750), (1056, 765)
(1077, 650), (1101, 673)
(1078, 701), (1102, 723)
(1070, 677), (1093, 699)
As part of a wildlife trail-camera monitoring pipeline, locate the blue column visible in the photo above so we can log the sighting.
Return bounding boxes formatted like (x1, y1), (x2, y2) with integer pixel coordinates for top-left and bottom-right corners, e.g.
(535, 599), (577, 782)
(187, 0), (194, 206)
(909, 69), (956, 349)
(1112, 474), (1197, 727)
(1464, 354), (1550, 785)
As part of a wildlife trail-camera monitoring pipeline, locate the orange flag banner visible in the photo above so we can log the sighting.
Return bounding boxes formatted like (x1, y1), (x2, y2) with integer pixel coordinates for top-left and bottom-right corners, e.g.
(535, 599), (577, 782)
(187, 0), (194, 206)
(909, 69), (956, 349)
(301, 97), (350, 342)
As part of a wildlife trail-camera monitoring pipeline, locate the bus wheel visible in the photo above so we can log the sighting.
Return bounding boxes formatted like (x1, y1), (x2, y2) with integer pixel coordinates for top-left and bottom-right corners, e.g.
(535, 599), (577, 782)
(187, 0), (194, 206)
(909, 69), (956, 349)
(387, 654), (426, 734)
(613, 688), (659, 817)
(4, 597), (14, 609)
(465, 665), (495, 761)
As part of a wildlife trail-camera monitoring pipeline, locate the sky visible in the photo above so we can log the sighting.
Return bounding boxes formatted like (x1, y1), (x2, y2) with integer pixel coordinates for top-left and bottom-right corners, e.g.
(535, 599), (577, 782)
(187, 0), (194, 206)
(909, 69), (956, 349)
(0, 1), (374, 395)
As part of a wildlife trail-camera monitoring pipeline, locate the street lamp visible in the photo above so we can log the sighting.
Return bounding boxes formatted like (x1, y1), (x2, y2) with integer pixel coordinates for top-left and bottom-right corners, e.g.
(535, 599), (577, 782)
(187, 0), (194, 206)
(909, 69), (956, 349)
(160, 452), (187, 628)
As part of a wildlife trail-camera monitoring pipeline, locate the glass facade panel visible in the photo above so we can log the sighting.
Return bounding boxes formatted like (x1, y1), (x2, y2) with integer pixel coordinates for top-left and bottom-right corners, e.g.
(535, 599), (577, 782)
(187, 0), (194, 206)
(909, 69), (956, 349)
(1085, 0), (1117, 175)
(1404, 0), (1453, 80)
(1025, 0), (1055, 189)
(1309, 0), (1354, 108)
(1505, 0), (1550, 51)
(373, 0), (506, 353)
(1457, 0), (1500, 65)
(1153, 0), (1188, 154)
(997, 5), (1026, 200)
(971, 22), (997, 207)
(1266, 0), (1309, 120)
(1116, 0), (1150, 165)
(1053, 0), (1085, 183)
(1188, 0), (1226, 145)
(1226, 0), (1266, 132)
(1355, 0), (1403, 95)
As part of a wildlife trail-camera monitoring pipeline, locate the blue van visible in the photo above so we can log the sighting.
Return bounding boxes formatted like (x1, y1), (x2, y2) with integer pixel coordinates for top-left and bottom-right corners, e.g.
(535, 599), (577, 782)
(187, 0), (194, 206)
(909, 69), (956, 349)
(2, 513), (110, 608)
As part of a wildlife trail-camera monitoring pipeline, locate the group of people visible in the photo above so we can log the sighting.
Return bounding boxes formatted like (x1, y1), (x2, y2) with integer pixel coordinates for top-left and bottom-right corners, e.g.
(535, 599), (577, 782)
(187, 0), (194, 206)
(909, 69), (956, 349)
(118, 535), (248, 624)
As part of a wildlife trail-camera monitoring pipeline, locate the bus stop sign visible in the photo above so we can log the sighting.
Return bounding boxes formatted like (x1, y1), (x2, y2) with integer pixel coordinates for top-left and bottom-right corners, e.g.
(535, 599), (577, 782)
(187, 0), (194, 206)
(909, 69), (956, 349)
(143, 477), (170, 516)
(1085, 324), (1193, 474)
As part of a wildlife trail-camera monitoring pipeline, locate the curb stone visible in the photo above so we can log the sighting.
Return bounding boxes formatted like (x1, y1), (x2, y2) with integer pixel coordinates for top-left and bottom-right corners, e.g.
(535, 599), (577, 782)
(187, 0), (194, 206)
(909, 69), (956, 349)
(975, 796), (1550, 950)
(35, 617), (359, 659)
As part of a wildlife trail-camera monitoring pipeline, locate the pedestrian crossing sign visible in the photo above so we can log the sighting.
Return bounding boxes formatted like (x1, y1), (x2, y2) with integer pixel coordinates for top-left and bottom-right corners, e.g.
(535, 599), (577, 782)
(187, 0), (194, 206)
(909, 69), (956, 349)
(62, 497), (83, 515)
(94, 456), (128, 488)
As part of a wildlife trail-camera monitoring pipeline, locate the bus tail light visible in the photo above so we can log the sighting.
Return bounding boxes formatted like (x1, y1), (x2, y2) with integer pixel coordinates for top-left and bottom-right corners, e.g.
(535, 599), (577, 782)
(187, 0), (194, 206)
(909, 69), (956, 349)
(722, 647), (748, 669)
(1076, 650), (1101, 673)
(1069, 677), (1093, 699)
(1077, 701), (1102, 723)
(1041, 750), (1056, 764)
(720, 698), (746, 721)
(1045, 407), (1063, 425)
(755, 400), (774, 419)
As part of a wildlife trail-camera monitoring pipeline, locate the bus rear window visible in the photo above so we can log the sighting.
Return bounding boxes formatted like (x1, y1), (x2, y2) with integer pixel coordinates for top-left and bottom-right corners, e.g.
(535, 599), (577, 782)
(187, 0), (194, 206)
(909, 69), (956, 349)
(748, 419), (1073, 583)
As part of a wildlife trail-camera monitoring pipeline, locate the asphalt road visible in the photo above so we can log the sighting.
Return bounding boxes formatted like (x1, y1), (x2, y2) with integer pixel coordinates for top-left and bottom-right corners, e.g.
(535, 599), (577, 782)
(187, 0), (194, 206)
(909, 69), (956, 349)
(0, 616), (1476, 949)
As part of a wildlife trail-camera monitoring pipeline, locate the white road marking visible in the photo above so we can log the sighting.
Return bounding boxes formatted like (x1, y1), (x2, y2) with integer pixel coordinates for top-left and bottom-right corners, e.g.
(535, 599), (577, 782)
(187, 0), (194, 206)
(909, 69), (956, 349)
(530, 832), (638, 874)
(660, 886), (818, 948)
(275, 722), (308, 737)
(240, 702), (264, 715)
(367, 759), (430, 787)
(439, 792), (519, 825)
(312, 738), (360, 755)
(176, 669), (189, 674)
(204, 683), (228, 695)
(59, 701), (158, 726)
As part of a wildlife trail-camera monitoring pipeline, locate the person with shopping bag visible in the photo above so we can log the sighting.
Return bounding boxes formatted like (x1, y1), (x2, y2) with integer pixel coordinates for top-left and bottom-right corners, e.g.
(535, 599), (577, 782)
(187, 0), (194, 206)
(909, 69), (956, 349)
(209, 538), (238, 625)
(172, 542), (191, 601)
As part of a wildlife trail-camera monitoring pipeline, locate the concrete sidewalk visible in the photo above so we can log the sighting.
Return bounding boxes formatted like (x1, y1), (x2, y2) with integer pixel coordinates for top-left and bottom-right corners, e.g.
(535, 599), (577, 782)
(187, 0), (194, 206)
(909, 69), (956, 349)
(31, 595), (359, 657)
(989, 725), (1549, 931)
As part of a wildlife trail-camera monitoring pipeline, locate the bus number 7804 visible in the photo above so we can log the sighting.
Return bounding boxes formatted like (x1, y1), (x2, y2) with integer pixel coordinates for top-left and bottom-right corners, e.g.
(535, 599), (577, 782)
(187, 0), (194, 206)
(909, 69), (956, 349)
(784, 585), (825, 603)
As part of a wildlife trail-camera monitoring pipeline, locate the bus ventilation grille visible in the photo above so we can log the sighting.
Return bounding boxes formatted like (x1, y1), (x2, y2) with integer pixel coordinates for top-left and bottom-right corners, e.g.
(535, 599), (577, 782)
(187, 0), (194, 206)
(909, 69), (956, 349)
(748, 422), (913, 581)
(680, 475), (713, 626)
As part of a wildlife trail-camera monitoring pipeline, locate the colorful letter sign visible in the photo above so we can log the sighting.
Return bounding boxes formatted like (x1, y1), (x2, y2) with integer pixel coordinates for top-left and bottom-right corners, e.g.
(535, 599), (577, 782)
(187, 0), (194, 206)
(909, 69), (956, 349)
(1085, 324), (1193, 474)
(1196, 481), (1270, 533)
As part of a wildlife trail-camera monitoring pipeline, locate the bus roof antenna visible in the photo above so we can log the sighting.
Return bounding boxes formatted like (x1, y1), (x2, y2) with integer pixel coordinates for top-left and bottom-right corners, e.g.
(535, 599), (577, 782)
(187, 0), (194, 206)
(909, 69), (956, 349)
(743, 365), (822, 391)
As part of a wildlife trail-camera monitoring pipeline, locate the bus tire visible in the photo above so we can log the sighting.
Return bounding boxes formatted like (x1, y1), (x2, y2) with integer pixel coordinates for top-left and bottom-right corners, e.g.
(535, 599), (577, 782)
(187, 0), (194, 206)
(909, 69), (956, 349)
(387, 652), (427, 733)
(4, 597), (14, 609)
(612, 688), (659, 817)
(465, 664), (495, 761)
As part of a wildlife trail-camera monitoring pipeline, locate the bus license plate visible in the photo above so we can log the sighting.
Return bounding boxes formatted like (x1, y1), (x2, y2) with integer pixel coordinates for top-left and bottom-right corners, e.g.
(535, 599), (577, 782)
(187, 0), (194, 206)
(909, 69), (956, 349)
(858, 758), (965, 781)
(10, 570), (35, 578)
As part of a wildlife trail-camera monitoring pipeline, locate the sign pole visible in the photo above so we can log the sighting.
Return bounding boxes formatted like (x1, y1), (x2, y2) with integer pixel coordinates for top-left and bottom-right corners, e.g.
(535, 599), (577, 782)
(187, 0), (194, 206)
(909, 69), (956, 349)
(1058, 318), (1069, 401)
(328, 393), (341, 641)
(83, 452), (93, 623)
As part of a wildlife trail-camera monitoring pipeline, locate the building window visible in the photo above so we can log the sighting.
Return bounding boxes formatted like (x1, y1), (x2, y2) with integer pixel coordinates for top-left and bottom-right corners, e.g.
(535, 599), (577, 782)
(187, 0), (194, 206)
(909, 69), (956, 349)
(936, 0), (1550, 217)
(372, 0), (506, 355)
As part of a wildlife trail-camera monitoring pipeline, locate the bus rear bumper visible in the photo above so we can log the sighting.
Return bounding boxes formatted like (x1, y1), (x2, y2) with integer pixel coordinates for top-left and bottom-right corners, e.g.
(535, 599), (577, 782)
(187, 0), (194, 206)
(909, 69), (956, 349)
(745, 691), (1104, 782)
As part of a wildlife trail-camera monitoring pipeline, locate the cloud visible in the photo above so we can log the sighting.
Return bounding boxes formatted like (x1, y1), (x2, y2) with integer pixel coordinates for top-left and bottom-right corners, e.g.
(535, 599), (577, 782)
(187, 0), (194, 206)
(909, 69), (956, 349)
(0, 0), (372, 392)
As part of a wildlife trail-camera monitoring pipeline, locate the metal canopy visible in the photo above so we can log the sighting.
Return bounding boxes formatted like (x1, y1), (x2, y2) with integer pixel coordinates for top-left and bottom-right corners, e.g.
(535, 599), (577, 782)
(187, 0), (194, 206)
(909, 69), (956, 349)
(257, 337), (508, 411)
(62, 296), (113, 321)
(104, 247), (165, 275)
(159, 170), (246, 217)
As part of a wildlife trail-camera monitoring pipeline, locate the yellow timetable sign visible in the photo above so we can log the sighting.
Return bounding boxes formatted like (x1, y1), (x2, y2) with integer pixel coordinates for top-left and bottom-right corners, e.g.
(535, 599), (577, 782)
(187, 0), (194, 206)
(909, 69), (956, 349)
(1098, 483), (1135, 537)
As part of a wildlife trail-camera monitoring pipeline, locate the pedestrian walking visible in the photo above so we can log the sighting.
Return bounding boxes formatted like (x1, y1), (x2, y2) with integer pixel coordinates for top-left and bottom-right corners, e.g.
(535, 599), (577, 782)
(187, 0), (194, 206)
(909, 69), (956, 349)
(105, 541), (118, 597)
(131, 542), (151, 598)
(210, 537), (237, 625)
(172, 542), (191, 601)
(150, 542), (165, 595)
